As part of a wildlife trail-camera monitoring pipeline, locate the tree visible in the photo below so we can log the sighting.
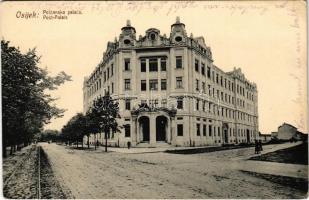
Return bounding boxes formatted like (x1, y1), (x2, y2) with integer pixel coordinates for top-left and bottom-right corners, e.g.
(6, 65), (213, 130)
(1, 40), (71, 157)
(61, 113), (87, 148)
(89, 93), (121, 152)
(84, 110), (99, 149)
(38, 129), (60, 142)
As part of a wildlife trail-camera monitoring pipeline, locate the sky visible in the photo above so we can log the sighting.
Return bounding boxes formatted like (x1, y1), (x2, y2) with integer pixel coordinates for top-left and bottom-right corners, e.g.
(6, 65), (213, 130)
(0, 1), (307, 134)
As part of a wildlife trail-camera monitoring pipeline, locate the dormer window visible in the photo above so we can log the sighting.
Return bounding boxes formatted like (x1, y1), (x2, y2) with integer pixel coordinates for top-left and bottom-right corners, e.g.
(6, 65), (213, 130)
(150, 33), (156, 40)
(175, 36), (183, 42)
(124, 39), (131, 45)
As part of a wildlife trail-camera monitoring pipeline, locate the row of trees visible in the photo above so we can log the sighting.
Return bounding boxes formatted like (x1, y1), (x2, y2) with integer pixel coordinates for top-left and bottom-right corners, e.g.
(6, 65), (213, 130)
(60, 94), (121, 152)
(36, 129), (61, 143)
(2, 40), (71, 157)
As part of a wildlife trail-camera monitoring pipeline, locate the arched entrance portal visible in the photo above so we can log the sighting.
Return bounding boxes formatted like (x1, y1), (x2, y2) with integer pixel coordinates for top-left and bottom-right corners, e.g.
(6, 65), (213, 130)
(156, 115), (168, 142)
(139, 116), (150, 142)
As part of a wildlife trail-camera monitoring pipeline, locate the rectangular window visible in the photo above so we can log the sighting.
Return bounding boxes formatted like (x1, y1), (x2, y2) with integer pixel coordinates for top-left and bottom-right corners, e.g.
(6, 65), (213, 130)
(177, 98), (183, 109)
(141, 59), (146, 72)
(104, 72), (106, 82)
(196, 79), (199, 91)
(107, 68), (110, 78)
(208, 85), (211, 96)
(177, 124), (183, 136)
(125, 99), (131, 110)
(176, 56), (182, 68)
(124, 79), (130, 90)
(149, 58), (158, 72)
(161, 79), (167, 90)
(149, 99), (159, 108)
(111, 64), (114, 76)
(202, 82), (206, 93)
(124, 58), (130, 71)
(207, 66), (211, 78)
(141, 80), (147, 91)
(209, 125), (212, 136)
(111, 82), (114, 94)
(216, 73), (219, 83)
(141, 100), (147, 107)
(203, 124), (206, 136)
(202, 101), (206, 111)
(195, 59), (199, 72)
(154, 99), (158, 107)
(176, 77), (183, 88)
(196, 99), (199, 110)
(149, 79), (158, 90)
(124, 125), (131, 137)
(201, 63), (205, 75)
(197, 123), (200, 136)
(161, 58), (166, 71)
(161, 99), (167, 107)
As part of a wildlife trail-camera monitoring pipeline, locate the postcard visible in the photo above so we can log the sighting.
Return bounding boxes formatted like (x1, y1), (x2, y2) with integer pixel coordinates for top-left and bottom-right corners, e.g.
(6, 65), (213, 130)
(1, 1), (307, 199)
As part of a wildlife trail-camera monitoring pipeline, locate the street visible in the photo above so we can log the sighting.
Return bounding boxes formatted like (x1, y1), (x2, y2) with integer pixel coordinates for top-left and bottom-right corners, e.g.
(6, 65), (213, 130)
(40, 142), (307, 199)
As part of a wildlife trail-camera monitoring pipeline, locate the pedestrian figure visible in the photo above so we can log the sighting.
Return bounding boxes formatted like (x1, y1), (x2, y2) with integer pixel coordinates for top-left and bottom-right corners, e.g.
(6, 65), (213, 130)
(254, 140), (259, 154)
(259, 140), (263, 151)
(127, 141), (131, 149)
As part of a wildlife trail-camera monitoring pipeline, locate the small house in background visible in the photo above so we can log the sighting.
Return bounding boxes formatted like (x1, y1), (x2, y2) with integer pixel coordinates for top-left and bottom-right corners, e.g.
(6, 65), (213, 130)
(259, 132), (272, 142)
(273, 123), (306, 141)
(271, 131), (278, 139)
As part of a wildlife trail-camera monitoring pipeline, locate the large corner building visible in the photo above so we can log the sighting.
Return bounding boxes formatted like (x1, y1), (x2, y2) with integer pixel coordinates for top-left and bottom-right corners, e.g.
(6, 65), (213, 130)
(83, 17), (259, 147)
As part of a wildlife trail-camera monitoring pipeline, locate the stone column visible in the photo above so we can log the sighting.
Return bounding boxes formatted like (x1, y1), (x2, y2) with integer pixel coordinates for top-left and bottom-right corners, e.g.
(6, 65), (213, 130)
(131, 118), (136, 146)
(171, 117), (176, 145)
(167, 117), (171, 143)
(135, 119), (139, 144)
(149, 115), (156, 147)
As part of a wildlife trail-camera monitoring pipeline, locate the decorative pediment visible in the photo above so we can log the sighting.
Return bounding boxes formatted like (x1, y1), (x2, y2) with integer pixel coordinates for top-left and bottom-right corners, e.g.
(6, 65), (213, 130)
(131, 104), (177, 117)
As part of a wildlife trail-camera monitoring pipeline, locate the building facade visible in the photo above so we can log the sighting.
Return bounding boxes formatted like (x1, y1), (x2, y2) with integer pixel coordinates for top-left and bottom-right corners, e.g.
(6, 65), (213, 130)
(83, 17), (259, 147)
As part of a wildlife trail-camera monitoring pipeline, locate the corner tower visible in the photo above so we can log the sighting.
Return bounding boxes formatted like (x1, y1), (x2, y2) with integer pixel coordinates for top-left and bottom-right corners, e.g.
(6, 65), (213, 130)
(119, 20), (136, 47)
(170, 16), (187, 44)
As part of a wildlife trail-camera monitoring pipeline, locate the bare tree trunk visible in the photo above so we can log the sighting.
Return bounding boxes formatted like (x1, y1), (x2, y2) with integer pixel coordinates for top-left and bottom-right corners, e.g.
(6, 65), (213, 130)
(94, 134), (97, 150)
(87, 135), (90, 149)
(82, 139), (84, 149)
(105, 132), (108, 152)
(77, 140), (78, 148)
(3, 142), (7, 158)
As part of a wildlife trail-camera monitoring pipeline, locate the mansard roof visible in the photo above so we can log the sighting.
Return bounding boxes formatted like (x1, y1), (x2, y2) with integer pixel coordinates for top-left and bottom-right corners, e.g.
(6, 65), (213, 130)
(227, 67), (257, 89)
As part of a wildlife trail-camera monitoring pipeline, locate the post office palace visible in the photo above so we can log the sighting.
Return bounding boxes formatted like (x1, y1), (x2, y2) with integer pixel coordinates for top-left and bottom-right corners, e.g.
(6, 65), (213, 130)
(83, 17), (259, 147)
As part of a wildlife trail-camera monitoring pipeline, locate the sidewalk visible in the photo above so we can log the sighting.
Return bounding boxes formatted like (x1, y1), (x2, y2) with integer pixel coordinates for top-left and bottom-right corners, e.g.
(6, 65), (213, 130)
(232, 141), (303, 161)
(231, 142), (308, 179)
(235, 160), (307, 179)
(108, 145), (217, 154)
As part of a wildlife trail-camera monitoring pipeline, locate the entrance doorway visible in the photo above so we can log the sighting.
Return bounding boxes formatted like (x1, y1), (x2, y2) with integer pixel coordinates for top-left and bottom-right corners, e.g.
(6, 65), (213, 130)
(139, 116), (150, 142)
(246, 129), (250, 143)
(223, 129), (228, 143)
(156, 115), (168, 141)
